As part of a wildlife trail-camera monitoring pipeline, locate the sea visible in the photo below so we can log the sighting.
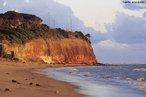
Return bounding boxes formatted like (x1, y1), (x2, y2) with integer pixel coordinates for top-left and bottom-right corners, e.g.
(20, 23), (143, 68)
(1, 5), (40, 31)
(36, 64), (146, 97)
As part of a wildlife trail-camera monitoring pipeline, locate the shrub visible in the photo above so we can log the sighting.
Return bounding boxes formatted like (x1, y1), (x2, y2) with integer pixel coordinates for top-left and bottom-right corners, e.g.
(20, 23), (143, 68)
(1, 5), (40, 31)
(28, 58), (36, 62)
(56, 28), (69, 38)
(13, 58), (19, 61)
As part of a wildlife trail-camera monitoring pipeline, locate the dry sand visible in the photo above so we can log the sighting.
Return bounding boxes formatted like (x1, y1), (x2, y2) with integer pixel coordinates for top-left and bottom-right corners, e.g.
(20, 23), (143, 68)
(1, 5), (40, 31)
(0, 61), (85, 97)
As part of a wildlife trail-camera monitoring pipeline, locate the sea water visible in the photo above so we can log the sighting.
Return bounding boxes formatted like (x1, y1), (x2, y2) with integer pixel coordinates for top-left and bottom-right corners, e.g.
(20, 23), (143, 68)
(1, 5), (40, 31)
(37, 64), (146, 97)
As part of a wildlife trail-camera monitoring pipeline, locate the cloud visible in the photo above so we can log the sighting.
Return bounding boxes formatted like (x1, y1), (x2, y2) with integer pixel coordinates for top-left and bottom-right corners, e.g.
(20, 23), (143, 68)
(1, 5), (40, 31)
(143, 12), (146, 17)
(55, 0), (122, 32)
(93, 41), (146, 64)
(26, 0), (30, 3)
(92, 11), (146, 64)
(122, 0), (146, 10)
(106, 12), (146, 44)
(97, 40), (128, 48)
(3, 1), (7, 6)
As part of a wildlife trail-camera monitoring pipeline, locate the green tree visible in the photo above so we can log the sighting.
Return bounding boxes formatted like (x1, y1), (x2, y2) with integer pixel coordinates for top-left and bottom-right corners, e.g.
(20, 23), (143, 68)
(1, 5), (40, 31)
(85, 33), (91, 40)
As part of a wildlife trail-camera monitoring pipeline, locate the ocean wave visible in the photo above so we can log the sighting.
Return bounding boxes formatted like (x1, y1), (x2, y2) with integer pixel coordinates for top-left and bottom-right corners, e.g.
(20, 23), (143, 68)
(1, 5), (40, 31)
(137, 78), (145, 81)
(59, 67), (78, 71)
(140, 83), (146, 89)
(52, 65), (146, 93)
(83, 72), (96, 77)
(133, 68), (146, 71)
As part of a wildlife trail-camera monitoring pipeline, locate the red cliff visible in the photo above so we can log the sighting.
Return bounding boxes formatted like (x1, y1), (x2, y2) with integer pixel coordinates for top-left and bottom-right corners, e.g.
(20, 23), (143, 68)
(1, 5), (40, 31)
(0, 11), (98, 64)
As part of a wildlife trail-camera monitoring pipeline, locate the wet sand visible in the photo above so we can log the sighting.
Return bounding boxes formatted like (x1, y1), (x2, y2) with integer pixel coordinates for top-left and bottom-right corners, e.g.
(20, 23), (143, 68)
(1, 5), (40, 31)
(0, 61), (85, 97)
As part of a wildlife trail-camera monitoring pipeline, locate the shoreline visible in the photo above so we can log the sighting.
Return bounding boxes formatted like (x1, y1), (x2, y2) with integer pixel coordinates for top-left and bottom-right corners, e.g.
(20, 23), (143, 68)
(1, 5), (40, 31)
(0, 61), (86, 97)
(1, 61), (146, 97)
(43, 65), (146, 97)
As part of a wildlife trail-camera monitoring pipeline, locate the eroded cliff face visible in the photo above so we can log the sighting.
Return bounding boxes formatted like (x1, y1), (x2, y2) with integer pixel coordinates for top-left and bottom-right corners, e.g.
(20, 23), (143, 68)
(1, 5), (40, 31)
(0, 38), (97, 64)
(0, 11), (98, 64)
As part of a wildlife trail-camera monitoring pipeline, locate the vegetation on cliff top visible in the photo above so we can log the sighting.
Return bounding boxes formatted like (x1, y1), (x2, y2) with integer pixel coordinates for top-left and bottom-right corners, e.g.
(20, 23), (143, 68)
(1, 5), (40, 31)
(0, 11), (90, 44)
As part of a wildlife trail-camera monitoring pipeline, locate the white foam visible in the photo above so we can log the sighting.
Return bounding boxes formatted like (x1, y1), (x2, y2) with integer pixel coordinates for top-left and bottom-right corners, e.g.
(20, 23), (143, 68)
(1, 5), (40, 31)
(133, 68), (146, 71)
(35, 67), (146, 97)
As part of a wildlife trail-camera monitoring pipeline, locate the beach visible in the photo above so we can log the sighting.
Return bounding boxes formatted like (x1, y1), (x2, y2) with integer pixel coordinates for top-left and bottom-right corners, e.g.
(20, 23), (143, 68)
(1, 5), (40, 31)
(0, 61), (146, 97)
(0, 61), (85, 97)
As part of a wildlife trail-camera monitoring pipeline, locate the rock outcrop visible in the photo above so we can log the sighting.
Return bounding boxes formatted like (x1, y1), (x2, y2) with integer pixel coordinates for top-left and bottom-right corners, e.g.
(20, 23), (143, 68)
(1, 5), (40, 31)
(0, 11), (97, 64)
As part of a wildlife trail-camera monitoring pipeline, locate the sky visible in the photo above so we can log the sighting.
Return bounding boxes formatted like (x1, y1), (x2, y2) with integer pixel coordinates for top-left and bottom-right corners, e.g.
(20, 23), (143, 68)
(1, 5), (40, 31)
(0, 0), (146, 64)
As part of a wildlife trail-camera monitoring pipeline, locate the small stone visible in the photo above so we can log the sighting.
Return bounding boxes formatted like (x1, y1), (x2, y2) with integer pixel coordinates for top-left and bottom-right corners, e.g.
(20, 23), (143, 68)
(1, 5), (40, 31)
(56, 90), (60, 94)
(25, 78), (28, 80)
(12, 80), (20, 84)
(29, 82), (33, 85)
(12, 80), (17, 83)
(5, 88), (10, 91)
(17, 82), (21, 84)
(36, 84), (40, 86)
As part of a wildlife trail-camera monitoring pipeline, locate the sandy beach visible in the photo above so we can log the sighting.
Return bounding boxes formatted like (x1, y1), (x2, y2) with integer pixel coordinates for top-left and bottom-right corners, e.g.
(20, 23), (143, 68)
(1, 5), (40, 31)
(0, 61), (85, 97)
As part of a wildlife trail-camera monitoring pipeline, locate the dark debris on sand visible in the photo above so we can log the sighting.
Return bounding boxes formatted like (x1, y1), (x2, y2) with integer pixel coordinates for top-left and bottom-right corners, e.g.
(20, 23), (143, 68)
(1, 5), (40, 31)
(11, 80), (20, 84)
(5, 88), (10, 91)
(36, 84), (40, 86)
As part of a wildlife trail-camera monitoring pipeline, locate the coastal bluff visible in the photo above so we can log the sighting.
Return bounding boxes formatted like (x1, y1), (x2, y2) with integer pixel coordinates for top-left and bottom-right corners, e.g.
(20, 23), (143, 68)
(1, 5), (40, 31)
(0, 11), (97, 64)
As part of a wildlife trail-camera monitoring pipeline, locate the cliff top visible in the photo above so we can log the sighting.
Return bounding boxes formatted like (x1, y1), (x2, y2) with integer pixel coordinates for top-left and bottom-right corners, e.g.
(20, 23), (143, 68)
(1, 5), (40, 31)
(0, 11), (42, 24)
(0, 11), (90, 44)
